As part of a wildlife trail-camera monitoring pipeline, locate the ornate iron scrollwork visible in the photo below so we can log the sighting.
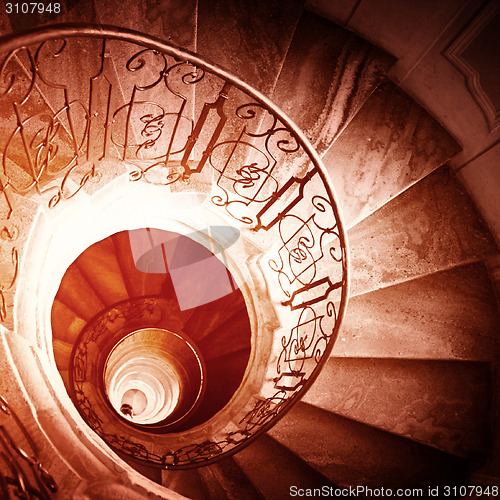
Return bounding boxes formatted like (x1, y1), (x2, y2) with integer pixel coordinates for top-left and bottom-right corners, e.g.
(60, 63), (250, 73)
(0, 25), (348, 468)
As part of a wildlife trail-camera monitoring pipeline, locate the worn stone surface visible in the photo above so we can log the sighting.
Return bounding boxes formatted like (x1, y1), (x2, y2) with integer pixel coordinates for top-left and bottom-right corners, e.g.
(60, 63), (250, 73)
(111, 231), (166, 298)
(333, 262), (500, 361)
(93, 0), (198, 48)
(303, 357), (491, 459)
(198, 308), (251, 360)
(0, 333), (130, 499)
(197, 0), (304, 94)
(182, 290), (246, 343)
(140, 0), (198, 50)
(75, 236), (129, 307)
(53, 339), (73, 372)
(269, 402), (468, 489)
(323, 80), (461, 228)
(304, 0), (357, 25)
(55, 263), (106, 321)
(51, 299), (86, 344)
(161, 469), (205, 500)
(234, 433), (336, 498)
(271, 11), (394, 156)
(348, 166), (498, 296)
(0, 335), (79, 495)
(201, 454), (266, 500)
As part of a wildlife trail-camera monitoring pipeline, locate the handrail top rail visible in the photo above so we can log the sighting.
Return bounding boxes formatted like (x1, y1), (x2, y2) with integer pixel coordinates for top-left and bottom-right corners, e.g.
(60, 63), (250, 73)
(0, 22), (328, 176)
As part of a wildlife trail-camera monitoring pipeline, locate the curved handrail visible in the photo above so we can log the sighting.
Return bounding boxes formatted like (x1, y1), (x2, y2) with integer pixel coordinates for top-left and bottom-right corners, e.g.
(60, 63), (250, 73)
(0, 396), (57, 499)
(0, 24), (349, 469)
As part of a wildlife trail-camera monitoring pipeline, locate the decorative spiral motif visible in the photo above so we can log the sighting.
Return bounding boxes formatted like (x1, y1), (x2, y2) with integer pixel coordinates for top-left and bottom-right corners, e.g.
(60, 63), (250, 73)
(0, 28), (347, 469)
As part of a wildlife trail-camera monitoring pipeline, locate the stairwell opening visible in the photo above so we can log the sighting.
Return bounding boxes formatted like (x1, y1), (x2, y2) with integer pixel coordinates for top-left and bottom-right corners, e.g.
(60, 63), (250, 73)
(4, 24), (348, 481)
(51, 227), (252, 442)
(104, 327), (203, 427)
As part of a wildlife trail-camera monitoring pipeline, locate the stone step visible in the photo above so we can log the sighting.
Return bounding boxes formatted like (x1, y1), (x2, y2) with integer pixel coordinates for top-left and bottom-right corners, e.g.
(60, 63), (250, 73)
(268, 402), (468, 489)
(303, 357), (491, 459)
(0, 332), (172, 499)
(333, 262), (500, 361)
(55, 263), (106, 321)
(52, 338), (73, 373)
(152, 0), (302, 190)
(185, 348), (251, 429)
(182, 0), (304, 193)
(162, 469), (207, 500)
(348, 165), (498, 297)
(323, 79), (460, 228)
(182, 289), (247, 344)
(234, 433), (337, 499)
(0, 332), (85, 497)
(271, 10), (394, 157)
(198, 457), (264, 500)
(197, 0), (304, 95)
(111, 230), (168, 298)
(198, 308), (251, 360)
(51, 298), (86, 345)
(94, 0), (197, 49)
(199, 455), (265, 500)
(74, 236), (129, 307)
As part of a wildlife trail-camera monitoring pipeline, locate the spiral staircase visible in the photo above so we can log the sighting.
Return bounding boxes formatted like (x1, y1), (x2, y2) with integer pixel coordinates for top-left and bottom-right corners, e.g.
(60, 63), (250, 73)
(0, 1), (499, 499)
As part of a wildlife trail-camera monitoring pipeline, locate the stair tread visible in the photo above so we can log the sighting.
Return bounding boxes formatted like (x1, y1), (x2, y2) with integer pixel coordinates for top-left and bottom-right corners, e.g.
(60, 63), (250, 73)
(205, 348), (251, 390)
(333, 262), (500, 360)
(185, 348), (250, 428)
(198, 308), (251, 360)
(94, 0), (196, 47)
(162, 469), (206, 500)
(197, 0), (304, 94)
(183, 290), (246, 343)
(55, 266), (105, 321)
(268, 401), (468, 489)
(271, 10), (394, 156)
(51, 299), (86, 344)
(75, 236), (129, 306)
(303, 357), (491, 458)
(234, 433), (336, 499)
(53, 339), (73, 372)
(348, 165), (498, 296)
(0, 333), (86, 493)
(200, 455), (265, 500)
(111, 230), (168, 298)
(323, 79), (460, 228)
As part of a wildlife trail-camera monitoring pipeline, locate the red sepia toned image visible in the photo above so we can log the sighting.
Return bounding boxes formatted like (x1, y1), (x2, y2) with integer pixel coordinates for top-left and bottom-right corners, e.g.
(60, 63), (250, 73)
(0, 0), (498, 499)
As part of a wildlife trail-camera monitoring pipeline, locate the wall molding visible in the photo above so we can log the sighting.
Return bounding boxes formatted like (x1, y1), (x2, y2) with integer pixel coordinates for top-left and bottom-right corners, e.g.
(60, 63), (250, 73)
(445, 1), (500, 131)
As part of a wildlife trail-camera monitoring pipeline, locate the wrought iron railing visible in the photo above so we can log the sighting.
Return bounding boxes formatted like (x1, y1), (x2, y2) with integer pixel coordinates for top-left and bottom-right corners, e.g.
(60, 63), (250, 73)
(0, 24), (348, 468)
(0, 396), (57, 499)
